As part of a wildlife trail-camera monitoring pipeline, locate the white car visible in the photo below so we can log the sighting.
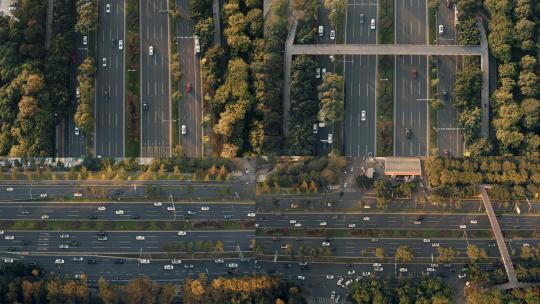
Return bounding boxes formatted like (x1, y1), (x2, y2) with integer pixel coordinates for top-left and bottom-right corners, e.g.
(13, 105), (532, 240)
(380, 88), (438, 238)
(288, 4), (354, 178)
(347, 270), (355, 275)
(438, 25), (444, 35)
(318, 25), (324, 36)
(470, 220), (478, 224)
(40, 193), (47, 198)
(181, 125), (186, 135)
(361, 110), (366, 121)
(72, 257), (84, 262)
(297, 275), (306, 280)
(337, 278), (344, 285)
(139, 259), (150, 264)
(458, 273), (467, 279)
(4, 258), (14, 263)
(370, 19), (376, 30)
(187, 210), (196, 215)
(322, 68), (327, 77)
(362, 271), (371, 277)
(55, 259), (65, 264)
(399, 268), (408, 273)
(459, 224), (467, 229)
(330, 30), (335, 40)
(316, 68), (321, 79)
(74, 127), (80, 135)
(227, 263), (238, 268)
(0, 230), (3, 234)
(149, 46), (154, 56)
(59, 244), (69, 249)
(164, 264), (174, 270)
(118, 40), (123, 50)
(171, 259), (182, 264)
(154, 202), (162, 207)
(59, 234), (70, 239)
(6, 187), (14, 192)
(115, 210), (124, 215)
(522, 243), (530, 247)
(4, 235), (15, 240)
(74, 192), (82, 197)
(430, 263), (439, 268)
(167, 206), (175, 211)
(331, 291), (336, 299)
(83, 35), (87, 45)
(374, 266), (383, 272)
(98, 206), (106, 211)
(136, 235), (145, 241)
(345, 279), (353, 287)
(322, 241), (331, 247)
(320, 221), (327, 226)
(214, 259), (224, 264)
(102, 57), (107, 67)
(200, 206), (210, 211)
(423, 238), (431, 243)
(184, 264), (194, 269)
(247, 213), (256, 217)
(432, 243), (440, 247)
(177, 231), (187, 236)
(427, 267), (435, 272)
(289, 220), (297, 224)
(41, 215), (49, 219)
(105, 3), (110, 13)
(326, 274), (335, 279)
(363, 217), (370, 221)
(294, 223), (302, 227)
(373, 263), (381, 267)
(348, 223), (356, 228)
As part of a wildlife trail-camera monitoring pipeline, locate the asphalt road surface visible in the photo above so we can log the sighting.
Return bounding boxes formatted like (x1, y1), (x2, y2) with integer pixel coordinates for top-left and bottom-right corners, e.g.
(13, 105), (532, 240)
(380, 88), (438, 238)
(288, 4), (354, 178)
(176, 0), (202, 157)
(395, 0), (427, 45)
(256, 213), (540, 230)
(0, 256), (256, 283)
(394, 55), (428, 156)
(258, 236), (538, 258)
(345, 0), (377, 44)
(0, 202), (255, 221)
(96, 0), (125, 157)
(1, 231), (254, 253)
(140, 0), (171, 157)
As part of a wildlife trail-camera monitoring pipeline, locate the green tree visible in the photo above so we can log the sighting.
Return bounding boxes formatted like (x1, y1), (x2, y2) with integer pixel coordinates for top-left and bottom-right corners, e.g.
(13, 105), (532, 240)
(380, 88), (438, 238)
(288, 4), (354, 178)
(395, 246), (414, 263)
(375, 247), (385, 261)
(318, 73), (344, 123)
(467, 244), (488, 263)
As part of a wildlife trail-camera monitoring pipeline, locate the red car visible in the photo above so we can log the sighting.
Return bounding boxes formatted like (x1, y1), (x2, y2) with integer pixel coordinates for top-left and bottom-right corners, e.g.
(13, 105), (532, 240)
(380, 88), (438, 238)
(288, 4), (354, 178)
(411, 69), (417, 78)
(185, 81), (191, 93)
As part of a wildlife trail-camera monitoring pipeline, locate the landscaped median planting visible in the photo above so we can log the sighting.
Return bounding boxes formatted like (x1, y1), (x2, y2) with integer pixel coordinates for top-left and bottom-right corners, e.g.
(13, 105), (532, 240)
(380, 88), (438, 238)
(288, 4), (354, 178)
(0, 220), (254, 231)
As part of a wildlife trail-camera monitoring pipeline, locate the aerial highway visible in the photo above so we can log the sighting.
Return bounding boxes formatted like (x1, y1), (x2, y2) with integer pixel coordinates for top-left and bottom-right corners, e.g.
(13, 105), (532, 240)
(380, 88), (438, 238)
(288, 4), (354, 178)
(256, 213), (540, 230)
(0, 202), (255, 221)
(0, 231), (254, 253)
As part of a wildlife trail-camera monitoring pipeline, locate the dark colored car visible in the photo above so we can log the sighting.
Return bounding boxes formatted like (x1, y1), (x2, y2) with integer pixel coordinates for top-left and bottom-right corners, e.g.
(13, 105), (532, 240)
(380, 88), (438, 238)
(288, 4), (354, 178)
(143, 103), (148, 111)
(111, 39), (116, 48)
(114, 259), (126, 264)
(86, 259), (98, 264)
(7, 247), (17, 251)
(411, 69), (417, 78)
(185, 81), (192, 93)
(88, 214), (98, 220)
(69, 240), (80, 246)
(104, 90), (109, 102)
(131, 214), (140, 219)
(406, 128), (411, 139)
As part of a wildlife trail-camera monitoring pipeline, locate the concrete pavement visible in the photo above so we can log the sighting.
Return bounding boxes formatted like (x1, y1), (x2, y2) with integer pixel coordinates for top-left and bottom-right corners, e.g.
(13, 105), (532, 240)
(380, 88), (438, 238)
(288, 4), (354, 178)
(289, 44), (484, 55)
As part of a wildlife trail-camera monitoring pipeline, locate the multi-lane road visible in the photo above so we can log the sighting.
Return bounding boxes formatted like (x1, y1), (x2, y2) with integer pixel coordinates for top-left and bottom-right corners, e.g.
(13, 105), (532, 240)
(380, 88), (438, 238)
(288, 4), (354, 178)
(140, 0), (171, 157)
(176, 0), (202, 157)
(96, 0), (126, 157)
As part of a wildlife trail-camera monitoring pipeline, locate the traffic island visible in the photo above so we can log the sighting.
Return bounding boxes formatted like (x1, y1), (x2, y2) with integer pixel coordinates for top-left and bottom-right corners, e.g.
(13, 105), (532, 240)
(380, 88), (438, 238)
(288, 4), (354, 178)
(376, 55), (394, 156)
(125, 0), (141, 157)
(378, 0), (395, 44)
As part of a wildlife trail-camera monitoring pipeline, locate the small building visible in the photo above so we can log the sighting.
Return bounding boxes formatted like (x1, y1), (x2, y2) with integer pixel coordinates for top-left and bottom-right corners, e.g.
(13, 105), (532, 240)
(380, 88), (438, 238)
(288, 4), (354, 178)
(384, 157), (421, 177)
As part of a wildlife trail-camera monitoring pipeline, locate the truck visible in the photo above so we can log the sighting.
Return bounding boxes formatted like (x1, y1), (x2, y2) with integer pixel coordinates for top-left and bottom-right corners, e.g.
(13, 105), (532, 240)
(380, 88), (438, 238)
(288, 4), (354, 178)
(194, 36), (200, 54)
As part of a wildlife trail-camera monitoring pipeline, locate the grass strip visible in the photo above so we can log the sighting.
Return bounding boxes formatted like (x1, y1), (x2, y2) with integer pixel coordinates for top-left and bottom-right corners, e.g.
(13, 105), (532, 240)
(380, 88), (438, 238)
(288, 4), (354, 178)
(125, 0), (141, 157)
(377, 0), (395, 44)
(428, 55), (438, 155)
(376, 55), (394, 156)
(1, 220), (254, 231)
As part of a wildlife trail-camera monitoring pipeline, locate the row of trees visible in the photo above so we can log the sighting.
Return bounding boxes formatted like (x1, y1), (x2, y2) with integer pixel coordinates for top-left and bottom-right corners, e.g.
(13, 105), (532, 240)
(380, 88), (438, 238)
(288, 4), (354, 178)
(455, 0), (481, 45)
(74, 57), (96, 134)
(484, 0), (540, 155)
(349, 277), (453, 304)
(466, 286), (540, 304)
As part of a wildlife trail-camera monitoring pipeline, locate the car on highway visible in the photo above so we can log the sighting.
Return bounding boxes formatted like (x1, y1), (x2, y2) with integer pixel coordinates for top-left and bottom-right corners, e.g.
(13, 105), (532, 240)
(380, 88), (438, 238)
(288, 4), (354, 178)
(373, 263), (381, 267)
(87, 259), (97, 264)
(322, 241), (331, 247)
(164, 265), (174, 270)
(289, 219), (297, 224)
(104, 90), (109, 102)
(312, 123), (318, 134)
(458, 273), (467, 279)
(427, 267), (435, 272)
(83, 35), (87, 45)
(149, 46), (154, 56)
(181, 125), (187, 135)
(4, 235), (14, 240)
(72, 257), (84, 262)
(115, 210), (124, 215)
(185, 81), (191, 93)
(360, 14), (365, 24)
(347, 270), (355, 275)
(105, 3), (110, 13)
(459, 224), (467, 229)
(6, 187), (14, 192)
(74, 192), (82, 197)
(371, 238), (379, 242)
(20, 210), (30, 215)
(362, 271), (371, 277)
(111, 39), (116, 48)
(316, 68), (321, 78)
(432, 243), (440, 247)
(59, 244), (69, 249)
(4, 258), (14, 263)
(438, 25), (444, 35)
(200, 206), (210, 211)
(411, 69), (417, 78)
(97, 206), (106, 211)
(406, 128), (411, 139)
(345, 279), (353, 287)
(214, 259), (224, 264)
(75, 127), (80, 135)
(55, 259), (64, 264)
(470, 219), (478, 224)
(488, 242), (496, 247)
(330, 30), (335, 40)
(171, 259), (182, 264)
(318, 25), (324, 36)
(327, 133), (333, 143)
(430, 263), (439, 268)
(322, 68), (327, 77)
(326, 274), (334, 279)
(167, 206), (175, 211)
(97, 235), (108, 241)
(187, 210), (196, 215)
(118, 39), (123, 50)
(139, 259), (150, 264)
(0, 230), (3, 235)
(361, 110), (366, 121)
(363, 216), (370, 221)
(60, 234), (70, 239)
(414, 220), (422, 225)
(370, 18), (376, 29)
(330, 291), (336, 299)
(297, 275), (306, 280)
(184, 264), (194, 269)
(154, 202), (162, 206)
(337, 278), (344, 286)
(102, 57), (107, 67)
(294, 223), (302, 227)
(320, 221), (327, 226)
(399, 268), (408, 273)
(348, 223), (356, 228)
(247, 212), (256, 217)
(41, 214), (49, 219)
(423, 238), (431, 243)
(143, 102), (148, 111)
(177, 231), (187, 236)
(522, 243), (530, 247)
(280, 244), (288, 249)
(40, 193), (47, 198)
(136, 236), (145, 241)
(374, 266), (383, 271)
